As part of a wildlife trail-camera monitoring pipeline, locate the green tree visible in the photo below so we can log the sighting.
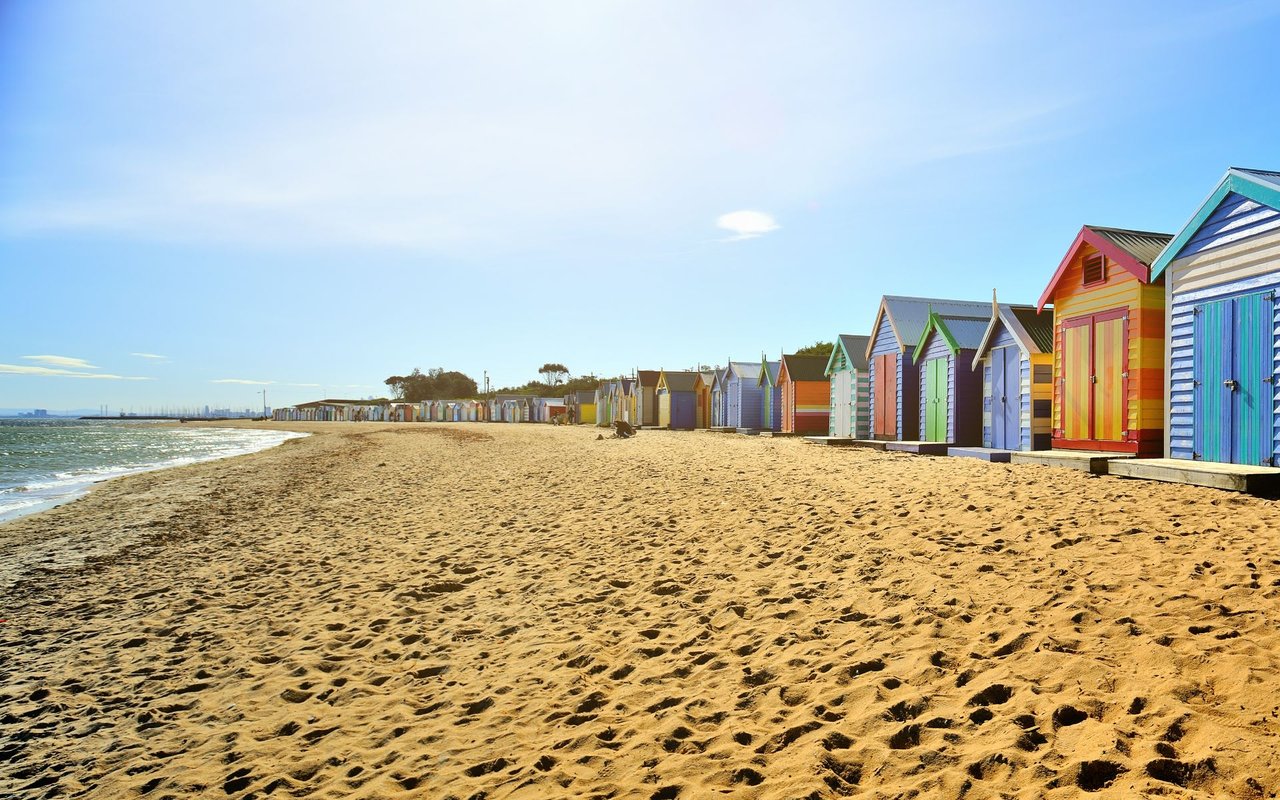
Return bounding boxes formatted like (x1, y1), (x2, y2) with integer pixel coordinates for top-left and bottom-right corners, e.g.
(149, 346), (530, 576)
(793, 340), (835, 357)
(539, 363), (569, 386)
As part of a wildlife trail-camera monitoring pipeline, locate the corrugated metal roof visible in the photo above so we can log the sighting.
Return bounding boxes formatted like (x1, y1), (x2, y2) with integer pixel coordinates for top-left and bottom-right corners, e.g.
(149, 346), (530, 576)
(636, 370), (661, 386)
(661, 371), (701, 391)
(1235, 167), (1280, 190)
(837, 334), (870, 371)
(1086, 226), (1173, 267)
(1011, 306), (1054, 353)
(728, 361), (759, 379)
(781, 354), (829, 382)
(938, 315), (991, 350)
(883, 296), (992, 348)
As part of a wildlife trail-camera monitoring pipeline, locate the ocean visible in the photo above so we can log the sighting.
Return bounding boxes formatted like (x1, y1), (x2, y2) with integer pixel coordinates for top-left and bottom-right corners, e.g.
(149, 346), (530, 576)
(0, 419), (306, 523)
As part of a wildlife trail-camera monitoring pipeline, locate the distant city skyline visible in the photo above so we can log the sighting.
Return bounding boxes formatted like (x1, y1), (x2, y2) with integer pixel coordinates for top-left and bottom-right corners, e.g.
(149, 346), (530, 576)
(3, 2), (1280, 408)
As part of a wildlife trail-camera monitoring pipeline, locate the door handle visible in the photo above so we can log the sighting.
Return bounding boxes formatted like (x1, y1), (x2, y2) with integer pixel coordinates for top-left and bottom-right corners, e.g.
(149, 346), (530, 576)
(1090, 375), (1097, 384)
(1224, 379), (1239, 390)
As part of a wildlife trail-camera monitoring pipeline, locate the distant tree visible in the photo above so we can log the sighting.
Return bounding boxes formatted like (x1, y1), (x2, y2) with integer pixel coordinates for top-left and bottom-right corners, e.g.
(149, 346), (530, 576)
(384, 367), (479, 401)
(793, 340), (835, 357)
(539, 363), (569, 386)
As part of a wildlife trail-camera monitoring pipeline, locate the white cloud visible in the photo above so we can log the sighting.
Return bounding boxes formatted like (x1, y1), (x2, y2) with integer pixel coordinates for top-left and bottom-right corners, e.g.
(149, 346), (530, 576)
(22, 355), (99, 369)
(211, 378), (274, 385)
(130, 352), (169, 361)
(716, 210), (779, 241)
(0, 363), (151, 380)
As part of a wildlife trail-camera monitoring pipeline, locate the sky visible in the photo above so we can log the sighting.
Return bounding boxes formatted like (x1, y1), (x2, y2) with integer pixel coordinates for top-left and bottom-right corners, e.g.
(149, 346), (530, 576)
(2, 1), (1279, 412)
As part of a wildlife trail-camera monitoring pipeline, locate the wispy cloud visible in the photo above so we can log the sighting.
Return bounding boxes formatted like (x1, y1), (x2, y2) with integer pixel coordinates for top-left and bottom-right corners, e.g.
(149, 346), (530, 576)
(211, 378), (273, 385)
(22, 355), (99, 369)
(0, 363), (151, 380)
(130, 352), (169, 361)
(716, 210), (779, 241)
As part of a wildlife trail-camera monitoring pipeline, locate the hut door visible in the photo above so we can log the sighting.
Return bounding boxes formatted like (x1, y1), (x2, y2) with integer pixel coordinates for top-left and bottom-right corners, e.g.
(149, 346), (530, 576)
(832, 371), (851, 436)
(1061, 312), (1128, 443)
(1193, 292), (1274, 465)
(874, 353), (898, 437)
(991, 347), (1020, 449)
(925, 358), (948, 441)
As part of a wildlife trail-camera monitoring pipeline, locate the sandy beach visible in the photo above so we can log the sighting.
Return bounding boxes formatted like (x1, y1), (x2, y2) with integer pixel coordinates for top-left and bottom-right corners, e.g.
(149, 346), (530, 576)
(3, 422), (1280, 798)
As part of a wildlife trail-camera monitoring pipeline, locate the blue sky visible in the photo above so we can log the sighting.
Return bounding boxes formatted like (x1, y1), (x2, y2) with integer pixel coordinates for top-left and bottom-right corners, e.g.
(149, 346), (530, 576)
(2, 1), (1279, 411)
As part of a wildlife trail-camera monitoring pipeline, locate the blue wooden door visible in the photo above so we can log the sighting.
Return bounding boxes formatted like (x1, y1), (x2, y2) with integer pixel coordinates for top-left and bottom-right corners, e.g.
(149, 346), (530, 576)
(991, 347), (1020, 450)
(1194, 292), (1274, 465)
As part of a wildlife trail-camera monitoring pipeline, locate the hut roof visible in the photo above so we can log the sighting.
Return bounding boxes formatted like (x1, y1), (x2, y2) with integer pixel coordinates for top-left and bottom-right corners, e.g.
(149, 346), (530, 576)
(970, 302), (1051, 368)
(756, 359), (780, 387)
(779, 354), (829, 383)
(912, 310), (991, 363)
(1152, 167), (1280, 279)
(635, 370), (661, 388)
(825, 334), (870, 375)
(727, 361), (759, 381)
(866, 296), (992, 358)
(1037, 225), (1172, 310)
(295, 398), (378, 408)
(658, 370), (701, 392)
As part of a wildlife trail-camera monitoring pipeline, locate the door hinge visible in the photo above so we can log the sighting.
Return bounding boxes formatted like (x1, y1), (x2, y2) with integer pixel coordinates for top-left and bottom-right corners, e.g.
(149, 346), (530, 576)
(1121, 371), (1129, 379)
(1264, 377), (1274, 384)
(1193, 452), (1201, 460)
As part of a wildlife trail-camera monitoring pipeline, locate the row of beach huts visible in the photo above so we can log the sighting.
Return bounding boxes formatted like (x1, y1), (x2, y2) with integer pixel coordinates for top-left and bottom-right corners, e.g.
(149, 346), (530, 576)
(276, 167), (1280, 492)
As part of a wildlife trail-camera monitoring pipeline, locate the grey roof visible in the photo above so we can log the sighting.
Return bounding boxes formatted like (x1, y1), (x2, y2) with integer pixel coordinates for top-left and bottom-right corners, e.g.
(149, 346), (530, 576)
(727, 361), (759, 379)
(1086, 226), (1173, 267)
(938, 314), (992, 350)
(1011, 307), (1054, 353)
(837, 334), (870, 371)
(878, 296), (993, 352)
(660, 370), (701, 392)
(1234, 167), (1280, 190)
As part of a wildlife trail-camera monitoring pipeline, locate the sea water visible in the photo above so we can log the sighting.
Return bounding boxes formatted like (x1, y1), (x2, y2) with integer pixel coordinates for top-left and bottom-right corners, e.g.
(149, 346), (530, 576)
(0, 419), (306, 523)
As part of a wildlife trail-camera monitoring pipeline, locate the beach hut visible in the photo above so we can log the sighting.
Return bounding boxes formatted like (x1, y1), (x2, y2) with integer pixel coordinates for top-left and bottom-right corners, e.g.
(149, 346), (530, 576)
(697, 370), (715, 429)
(972, 301), (1055, 451)
(634, 370), (660, 427)
(724, 361), (764, 430)
(824, 334), (870, 438)
(757, 358), (782, 433)
(570, 390), (597, 424)
(777, 354), (832, 435)
(710, 367), (729, 427)
(595, 382), (614, 427)
(911, 309), (991, 444)
(656, 370), (699, 430)
(1037, 226), (1171, 456)
(611, 379), (634, 425)
(867, 296), (991, 440)
(1152, 168), (1280, 465)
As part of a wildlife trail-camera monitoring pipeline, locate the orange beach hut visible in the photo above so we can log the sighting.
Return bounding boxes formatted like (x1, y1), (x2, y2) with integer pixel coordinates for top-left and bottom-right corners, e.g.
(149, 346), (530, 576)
(777, 354), (831, 435)
(1037, 226), (1172, 456)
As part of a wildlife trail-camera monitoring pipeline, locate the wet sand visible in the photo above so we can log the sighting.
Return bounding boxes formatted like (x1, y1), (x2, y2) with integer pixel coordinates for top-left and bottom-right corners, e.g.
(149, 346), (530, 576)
(3, 422), (1280, 799)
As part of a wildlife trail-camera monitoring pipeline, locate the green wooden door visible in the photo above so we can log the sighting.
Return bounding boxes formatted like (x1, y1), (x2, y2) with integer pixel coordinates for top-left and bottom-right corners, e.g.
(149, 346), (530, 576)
(926, 358), (948, 442)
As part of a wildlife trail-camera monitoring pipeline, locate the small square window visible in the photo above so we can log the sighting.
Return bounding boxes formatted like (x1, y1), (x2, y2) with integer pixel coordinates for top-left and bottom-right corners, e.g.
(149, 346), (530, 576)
(1083, 254), (1106, 285)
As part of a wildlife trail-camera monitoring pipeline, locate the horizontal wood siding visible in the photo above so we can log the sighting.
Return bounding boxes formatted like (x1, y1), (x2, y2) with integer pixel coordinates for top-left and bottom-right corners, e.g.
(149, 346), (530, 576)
(854, 368), (870, 438)
(1178, 191), (1280, 260)
(1051, 240), (1164, 455)
(1167, 228), (1280, 462)
(790, 379), (831, 434)
(1030, 353), (1053, 450)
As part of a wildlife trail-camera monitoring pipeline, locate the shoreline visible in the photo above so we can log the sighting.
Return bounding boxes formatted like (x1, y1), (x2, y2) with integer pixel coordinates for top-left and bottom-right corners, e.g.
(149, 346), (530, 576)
(0, 421), (309, 527)
(4, 423), (1280, 797)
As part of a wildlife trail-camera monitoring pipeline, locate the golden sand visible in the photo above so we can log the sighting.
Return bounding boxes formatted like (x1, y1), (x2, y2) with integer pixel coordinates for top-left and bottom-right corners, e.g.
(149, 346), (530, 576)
(3, 422), (1280, 799)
